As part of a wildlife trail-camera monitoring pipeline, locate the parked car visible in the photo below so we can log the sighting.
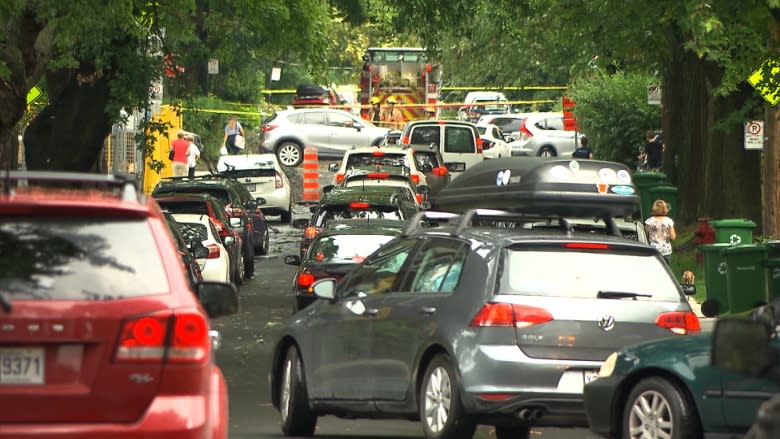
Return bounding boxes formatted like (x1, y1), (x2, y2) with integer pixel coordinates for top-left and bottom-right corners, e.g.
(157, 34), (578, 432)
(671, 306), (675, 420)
(174, 213), (232, 283)
(283, 219), (406, 312)
(405, 143), (451, 197)
(292, 185), (420, 258)
(153, 193), (247, 285)
(337, 170), (430, 207)
(477, 123), (512, 159)
(0, 171), (238, 438)
(327, 145), (430, 189)
(217, 153), (293, 223)
(458, 91), (510, 123)
(162, 211), (206, 290)
(399, 119), (484, 179)
(269, 158), (699, 439)
(260, 108), (389, 167)
(512, 112), (579, 157)
(290, 84), (341, 108)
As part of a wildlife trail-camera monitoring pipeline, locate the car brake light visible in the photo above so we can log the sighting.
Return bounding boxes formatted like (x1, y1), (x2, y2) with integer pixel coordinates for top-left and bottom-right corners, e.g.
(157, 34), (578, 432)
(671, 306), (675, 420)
(115, 310), (209, 364)
(372, 150), (385, 157)
(655, 311), (701, 335)
(469, 303), (553, 328)
(298, 272), (316, 288)
(275, 172), (284, 189)
(206, 244), (221, 259)
(335, 173), (345, 184)
(563, 243), (610, 250)
(432, 166), (448, 177)
(401, 135), (410, 144)
(416, 193), (424, 204)
(476, 137), (483, 154)
(520, 118), (533, 137)
(215, 222), (229, 238)
(349, 202), (370, 209)
(261, 124), (278, 133)
(411, 174), (420, 184)
(367, 173), (390, 179)
(304, 226), (321, 239)
(482, 140), (494, 150)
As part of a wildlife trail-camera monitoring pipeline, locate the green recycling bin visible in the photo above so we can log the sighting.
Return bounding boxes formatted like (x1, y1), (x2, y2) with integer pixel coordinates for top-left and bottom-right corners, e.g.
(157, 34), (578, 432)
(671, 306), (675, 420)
(765, 241), (780, 303)
(709, 218), (756, 246)
(723, 244), (768, 314)
(632, 171), (668, 220)
(646, 185), (678, 221)
(700, 244), (731, 314)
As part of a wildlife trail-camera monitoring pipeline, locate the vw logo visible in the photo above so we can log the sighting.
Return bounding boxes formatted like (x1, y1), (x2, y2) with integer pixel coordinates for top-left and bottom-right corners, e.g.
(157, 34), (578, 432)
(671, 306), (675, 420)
(597, 315), (615, 331)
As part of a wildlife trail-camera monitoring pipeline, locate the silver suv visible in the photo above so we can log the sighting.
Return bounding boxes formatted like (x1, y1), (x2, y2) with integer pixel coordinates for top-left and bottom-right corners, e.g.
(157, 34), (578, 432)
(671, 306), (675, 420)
(260, 108), (389, 167)
(512, 112), (579, 157)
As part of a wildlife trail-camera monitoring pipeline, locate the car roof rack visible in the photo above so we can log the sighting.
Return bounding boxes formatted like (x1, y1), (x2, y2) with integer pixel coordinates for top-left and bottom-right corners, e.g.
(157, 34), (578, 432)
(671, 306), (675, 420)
(431, 157), (638, 218)
(3, 170), (141, 202)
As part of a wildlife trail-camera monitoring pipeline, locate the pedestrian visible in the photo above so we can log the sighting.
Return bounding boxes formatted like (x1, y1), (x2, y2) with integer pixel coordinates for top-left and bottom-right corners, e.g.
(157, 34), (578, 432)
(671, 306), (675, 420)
(645, 199), (677, 264)
(170, 131), (190, 177)
(222, 115), (245, 155)
(643, 130), (663, 171)
(381, 96), (404, 130)
(571, 135), (593, 159)
(424, 106), (437, 120)
(185, 134), (200, 179)
(367, 96), (382, 123)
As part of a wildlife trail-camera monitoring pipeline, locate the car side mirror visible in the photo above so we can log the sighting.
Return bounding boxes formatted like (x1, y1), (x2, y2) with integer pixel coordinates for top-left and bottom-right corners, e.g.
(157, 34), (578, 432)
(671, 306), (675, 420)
(353, 123), (362, 131)
(681, 284), (696, 296)
(192, 244), (209, 259)
(421, 201), (432, 210)
(711, 316), (776, 378)
(328, 163), (340, 172)
(284, 255), (301, 266)
(224, 236), (235, 246)
(312, 278), (337, 300)
(229, 217), (243, 228)
(196, 281), (239, 319)
(292, 218), (310, 229)
(256, 197), (267, 206)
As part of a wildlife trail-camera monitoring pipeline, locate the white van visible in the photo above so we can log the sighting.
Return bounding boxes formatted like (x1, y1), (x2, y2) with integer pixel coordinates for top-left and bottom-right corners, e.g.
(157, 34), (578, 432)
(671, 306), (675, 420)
(217, 154), (293, 222)
(400, 120), (484, 179)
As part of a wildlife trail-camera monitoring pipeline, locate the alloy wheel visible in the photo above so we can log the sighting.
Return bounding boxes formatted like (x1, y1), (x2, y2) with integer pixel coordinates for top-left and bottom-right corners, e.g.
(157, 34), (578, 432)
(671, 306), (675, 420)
(277, 143), (302, 167)
(423, 366), (452, 434)
(628, 390), (673, 439)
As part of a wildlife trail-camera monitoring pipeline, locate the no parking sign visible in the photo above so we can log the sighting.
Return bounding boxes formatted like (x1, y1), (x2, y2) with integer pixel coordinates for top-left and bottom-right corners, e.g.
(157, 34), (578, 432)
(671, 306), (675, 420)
(744, 120), (764, 150)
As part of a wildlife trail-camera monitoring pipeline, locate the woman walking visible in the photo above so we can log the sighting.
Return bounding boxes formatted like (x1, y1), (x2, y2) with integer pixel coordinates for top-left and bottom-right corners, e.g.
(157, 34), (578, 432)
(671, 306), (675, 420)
(645, 199), (677, 264)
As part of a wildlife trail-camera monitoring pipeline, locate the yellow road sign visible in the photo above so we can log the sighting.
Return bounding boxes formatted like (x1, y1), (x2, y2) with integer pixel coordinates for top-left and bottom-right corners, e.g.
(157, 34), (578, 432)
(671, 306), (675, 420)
(748, 59), (780, 106)
(26, 86), (42, 105)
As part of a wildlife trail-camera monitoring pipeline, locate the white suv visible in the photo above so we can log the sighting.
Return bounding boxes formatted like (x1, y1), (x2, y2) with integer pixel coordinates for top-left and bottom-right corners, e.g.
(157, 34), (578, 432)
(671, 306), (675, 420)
(328, 145), (429, 189)
(512, 112), (579, 157)
(217, 154), (293, 223)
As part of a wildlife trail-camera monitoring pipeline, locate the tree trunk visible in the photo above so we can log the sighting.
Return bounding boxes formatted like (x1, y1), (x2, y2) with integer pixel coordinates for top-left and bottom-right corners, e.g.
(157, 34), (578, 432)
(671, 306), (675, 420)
(764, 17), (780, 238)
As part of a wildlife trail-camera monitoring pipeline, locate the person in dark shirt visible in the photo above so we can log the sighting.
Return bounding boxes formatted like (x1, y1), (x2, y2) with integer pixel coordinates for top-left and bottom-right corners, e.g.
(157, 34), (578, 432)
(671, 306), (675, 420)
(644, 130), (663, 170)
(572, 135), (593, 159)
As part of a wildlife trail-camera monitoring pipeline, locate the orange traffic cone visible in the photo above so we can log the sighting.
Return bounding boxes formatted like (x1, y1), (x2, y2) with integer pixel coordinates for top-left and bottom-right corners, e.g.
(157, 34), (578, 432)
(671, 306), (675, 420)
(302, 146), (320, 202)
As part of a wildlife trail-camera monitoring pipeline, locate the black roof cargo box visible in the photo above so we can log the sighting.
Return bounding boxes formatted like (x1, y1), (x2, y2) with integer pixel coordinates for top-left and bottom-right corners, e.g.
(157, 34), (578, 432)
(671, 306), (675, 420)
(431, 157), (638, 217)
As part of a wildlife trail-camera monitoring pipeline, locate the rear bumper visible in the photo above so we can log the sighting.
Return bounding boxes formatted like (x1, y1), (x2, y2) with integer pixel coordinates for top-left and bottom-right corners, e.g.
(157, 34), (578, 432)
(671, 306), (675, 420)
(253, 188), (290, 213)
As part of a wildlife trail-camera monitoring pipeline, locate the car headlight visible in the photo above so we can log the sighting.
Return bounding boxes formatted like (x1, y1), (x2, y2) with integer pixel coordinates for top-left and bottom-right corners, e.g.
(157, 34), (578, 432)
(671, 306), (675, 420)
(599, 352), (618, 378)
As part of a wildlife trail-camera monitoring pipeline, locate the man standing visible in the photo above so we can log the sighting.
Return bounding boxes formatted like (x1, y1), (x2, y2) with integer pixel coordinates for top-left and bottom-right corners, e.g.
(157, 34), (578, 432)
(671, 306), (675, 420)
(644, 130), (663, 171)
(572, 136), (593, 159)
(170, 131), (189, 177)
(382, 96), (404, 130)
(185, 134), (200, 179)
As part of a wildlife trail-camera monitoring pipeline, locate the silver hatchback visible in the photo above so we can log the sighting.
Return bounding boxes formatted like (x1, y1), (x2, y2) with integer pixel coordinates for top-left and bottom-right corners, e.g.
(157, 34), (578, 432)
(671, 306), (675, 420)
(511, 112), (579, 157)
(260, 108), (389, 167)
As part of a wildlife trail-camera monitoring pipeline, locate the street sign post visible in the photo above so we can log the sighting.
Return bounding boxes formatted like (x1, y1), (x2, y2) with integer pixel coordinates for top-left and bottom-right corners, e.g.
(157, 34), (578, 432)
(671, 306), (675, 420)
(647, 85), (661, 105)
(748, 59), (780, 106)
(208, 59), (219, 75)
(744, 120), (764, 150)
(26, 86), (42, 105)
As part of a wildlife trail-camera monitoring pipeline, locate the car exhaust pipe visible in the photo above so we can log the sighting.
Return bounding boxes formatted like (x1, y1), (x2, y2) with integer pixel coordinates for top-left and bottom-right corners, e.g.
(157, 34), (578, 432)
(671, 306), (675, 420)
(517, 409), (530, 419)
(516, 408), (544, 420)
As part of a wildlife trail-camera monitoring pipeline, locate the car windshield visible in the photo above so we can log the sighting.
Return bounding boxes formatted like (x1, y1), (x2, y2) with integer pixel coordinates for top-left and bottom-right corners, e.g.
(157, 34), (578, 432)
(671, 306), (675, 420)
(219, 168), (276, 179)
(346, 153), (411, 171)
(309, 234), (396, 264)
(0, 219), (168, 300)
(413, 151), (442, 169)
(317, 206), (405, 225)
(497, 247), (680, 300)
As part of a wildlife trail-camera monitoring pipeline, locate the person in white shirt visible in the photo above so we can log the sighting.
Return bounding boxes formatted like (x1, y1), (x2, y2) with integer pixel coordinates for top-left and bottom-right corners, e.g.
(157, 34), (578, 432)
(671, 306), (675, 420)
(185, 134), (200, 179)
(644, 199), (676, 264)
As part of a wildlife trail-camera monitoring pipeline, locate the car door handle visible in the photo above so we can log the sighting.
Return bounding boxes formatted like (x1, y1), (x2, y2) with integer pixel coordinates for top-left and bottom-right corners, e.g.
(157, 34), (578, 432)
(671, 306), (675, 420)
(366, 308), (379, 316)
(420, 306), (437, 315)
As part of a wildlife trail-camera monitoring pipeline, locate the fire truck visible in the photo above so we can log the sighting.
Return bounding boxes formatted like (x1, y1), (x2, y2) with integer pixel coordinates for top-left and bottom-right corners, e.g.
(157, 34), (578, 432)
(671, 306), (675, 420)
(359, 47), (442, 122)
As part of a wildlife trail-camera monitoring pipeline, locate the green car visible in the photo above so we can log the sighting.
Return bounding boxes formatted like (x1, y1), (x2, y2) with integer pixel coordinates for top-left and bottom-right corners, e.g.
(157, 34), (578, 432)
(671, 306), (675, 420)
(584, 333), (779, 438)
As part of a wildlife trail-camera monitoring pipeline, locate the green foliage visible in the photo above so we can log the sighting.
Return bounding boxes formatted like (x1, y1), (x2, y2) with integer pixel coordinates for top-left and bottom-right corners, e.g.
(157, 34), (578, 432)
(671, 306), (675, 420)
(569, 71), (661, 167)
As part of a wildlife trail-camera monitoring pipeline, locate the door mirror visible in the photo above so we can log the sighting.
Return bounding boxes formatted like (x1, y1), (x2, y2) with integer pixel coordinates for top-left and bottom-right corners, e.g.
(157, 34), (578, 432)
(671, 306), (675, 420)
(192, 244), (209, 259)
(284, 255), (301, 266)
(328, 163), (340, 172)
(681, 284), (696, 296)
(421, 201), (432, 210)
(353, 123), (362, 131)
(196, 281), (239, 318)
(229, 217), (243, 228)
(224, 236), (235, 246)
(255, 197), (267, 206)
(292, 218), (310, 229)
(711, 317), (775, 378)
(312, 278), (337, 300)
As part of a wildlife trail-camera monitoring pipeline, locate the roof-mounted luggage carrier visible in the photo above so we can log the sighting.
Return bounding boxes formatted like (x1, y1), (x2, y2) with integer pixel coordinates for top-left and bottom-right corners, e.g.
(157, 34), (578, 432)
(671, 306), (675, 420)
(2, 171), (141, 202)
(431, 157), (638, 218)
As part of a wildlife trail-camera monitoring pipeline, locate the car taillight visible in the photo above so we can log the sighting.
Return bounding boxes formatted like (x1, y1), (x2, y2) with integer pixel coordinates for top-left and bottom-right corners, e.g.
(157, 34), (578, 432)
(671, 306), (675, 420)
(476, 137), (483, 154)
(563, 243), (610, 250)
(482, 139), (494, 150)
(349, 202), (370, 209)
(336, 173), (345, 183)
(469, 303), (553, 328)
(401, 135), (410, 144)
(411, 174), (420, 184)
(298, 272), (316, 288)
(416, 194), (424, 204)
(432, 166), (448, 177)
(261, 124), (278, 132)
(655, 312), (701, 335)
(372, 150), (385, 157)
(275, 172), (284, 189)
(206, 244), (221, 259)
(304, 226), (321, 239)
(520, 118), (533, 137)
(115, 310), (209, 364)
(367, 173), (390, 179)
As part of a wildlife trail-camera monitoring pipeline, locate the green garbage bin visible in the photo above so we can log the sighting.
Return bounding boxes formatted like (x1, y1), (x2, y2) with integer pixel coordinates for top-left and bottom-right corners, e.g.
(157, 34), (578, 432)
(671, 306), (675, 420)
(709, 219), (756, 246)
(723, 244), (768, 314)
(700, 244), (731, 314)
(632, 171), (668, 220)
(646, 185), (679, 221)
(765, 241), (780, 303)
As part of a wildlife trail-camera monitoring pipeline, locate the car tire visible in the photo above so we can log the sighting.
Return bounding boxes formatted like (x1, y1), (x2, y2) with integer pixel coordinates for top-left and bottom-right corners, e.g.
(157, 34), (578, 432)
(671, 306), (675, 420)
(281, 205), (292, 224)
(495, 426), (530, 439)
(276, 141), (303, 167)
(537, 146), (556, 157)
(235, 251), (245, 286)
(623, 377), (700, 439)
(256, 228), (270, 255)
(420, 354), (476, 439)
(279, 346), (317, 436)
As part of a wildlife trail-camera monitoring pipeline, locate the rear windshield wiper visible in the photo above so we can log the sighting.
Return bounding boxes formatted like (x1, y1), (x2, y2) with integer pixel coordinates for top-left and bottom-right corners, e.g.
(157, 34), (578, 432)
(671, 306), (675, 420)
(597, 290), (652, 300)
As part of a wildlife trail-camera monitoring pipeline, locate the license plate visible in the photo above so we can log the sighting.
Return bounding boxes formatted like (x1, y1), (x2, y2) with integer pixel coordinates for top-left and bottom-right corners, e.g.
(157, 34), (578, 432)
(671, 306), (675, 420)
(244, 184), (256, 192)
(0, 347), (44, 384)
(584, 370), (599, 385)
